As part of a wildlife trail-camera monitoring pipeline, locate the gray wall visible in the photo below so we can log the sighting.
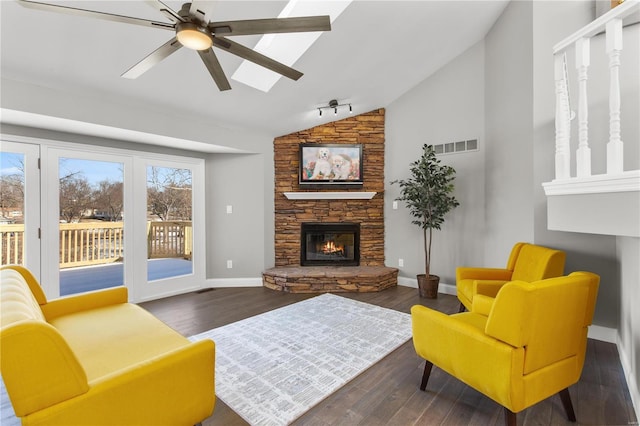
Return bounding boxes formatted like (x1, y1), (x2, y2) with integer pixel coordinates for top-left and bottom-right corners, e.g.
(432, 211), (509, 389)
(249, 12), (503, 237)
(385, 40), (486, 284)
(484, 0), (535, 264)
(206, 152), (274, 279)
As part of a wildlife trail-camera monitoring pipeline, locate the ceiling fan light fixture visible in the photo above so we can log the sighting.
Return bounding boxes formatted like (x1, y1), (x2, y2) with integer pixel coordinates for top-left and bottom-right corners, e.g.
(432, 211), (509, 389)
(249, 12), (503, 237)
(176, 22), (213, 51)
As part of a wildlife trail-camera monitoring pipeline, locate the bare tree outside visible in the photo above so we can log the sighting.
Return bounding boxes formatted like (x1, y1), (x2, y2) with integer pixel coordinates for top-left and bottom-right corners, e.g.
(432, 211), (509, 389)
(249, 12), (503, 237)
(93, 180), (124, 221)
(59, 174), (93, 223)
(0, 155), (25, 221)
(147, 167), (192, 221)
(1, 153), (27, 266)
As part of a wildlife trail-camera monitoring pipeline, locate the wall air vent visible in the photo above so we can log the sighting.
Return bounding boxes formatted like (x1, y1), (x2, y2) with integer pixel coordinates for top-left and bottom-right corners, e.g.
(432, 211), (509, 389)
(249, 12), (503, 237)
(434, 139), (479, 156)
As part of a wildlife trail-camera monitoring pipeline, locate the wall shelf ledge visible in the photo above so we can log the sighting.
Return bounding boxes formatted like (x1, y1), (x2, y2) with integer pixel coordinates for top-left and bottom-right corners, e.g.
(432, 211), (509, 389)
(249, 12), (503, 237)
(284, 192), (377, 200)
(542, 170), (640, 237)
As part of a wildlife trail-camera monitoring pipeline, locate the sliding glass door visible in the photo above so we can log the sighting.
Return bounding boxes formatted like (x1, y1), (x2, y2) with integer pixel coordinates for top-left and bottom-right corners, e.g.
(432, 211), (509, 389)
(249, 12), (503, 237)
(0, 141), (40, 276)
(135, 158), (204, 301)
(37, 145), (204, 302)
(146, 165), (193, 281)
(57, 156), (125, 296)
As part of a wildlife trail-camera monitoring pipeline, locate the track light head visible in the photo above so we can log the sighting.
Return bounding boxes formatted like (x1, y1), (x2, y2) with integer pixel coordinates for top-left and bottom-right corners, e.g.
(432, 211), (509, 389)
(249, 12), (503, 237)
(317, 99), (352, 118)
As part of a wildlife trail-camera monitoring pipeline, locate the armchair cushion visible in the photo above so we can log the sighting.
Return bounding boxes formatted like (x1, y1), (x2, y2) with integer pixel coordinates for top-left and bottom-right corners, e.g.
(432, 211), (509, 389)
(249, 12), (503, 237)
(511, 244), (566, 282)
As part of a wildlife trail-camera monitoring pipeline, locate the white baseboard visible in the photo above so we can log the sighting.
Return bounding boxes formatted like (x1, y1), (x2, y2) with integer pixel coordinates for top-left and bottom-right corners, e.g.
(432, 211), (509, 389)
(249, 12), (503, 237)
(206, 277), (263, 288)
(397, 276), (418, 288)
(397, 276), (456, 296)
(618, 334), (640, 420)
(588, 324), (617, 343)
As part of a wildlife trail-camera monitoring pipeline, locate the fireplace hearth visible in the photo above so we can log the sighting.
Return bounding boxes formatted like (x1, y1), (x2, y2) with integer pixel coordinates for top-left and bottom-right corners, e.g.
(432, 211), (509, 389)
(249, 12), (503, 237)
(301, 223), (360, 266)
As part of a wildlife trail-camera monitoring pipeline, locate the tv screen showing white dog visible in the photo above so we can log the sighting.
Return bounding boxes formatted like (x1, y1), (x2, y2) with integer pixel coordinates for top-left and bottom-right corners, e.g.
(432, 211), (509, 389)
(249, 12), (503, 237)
(299, 144), (363, 184)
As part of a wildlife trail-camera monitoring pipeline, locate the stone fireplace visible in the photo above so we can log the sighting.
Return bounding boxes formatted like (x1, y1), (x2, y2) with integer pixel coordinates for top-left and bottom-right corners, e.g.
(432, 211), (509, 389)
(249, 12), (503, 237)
(262, 108), (398, 293)
(300, 223), (360, 266)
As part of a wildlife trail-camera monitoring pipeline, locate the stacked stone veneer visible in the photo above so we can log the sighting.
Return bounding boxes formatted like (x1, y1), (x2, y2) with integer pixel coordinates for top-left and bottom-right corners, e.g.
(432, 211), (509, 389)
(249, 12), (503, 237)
(273, 108), (386, 267)
(266, 108), (397, 293)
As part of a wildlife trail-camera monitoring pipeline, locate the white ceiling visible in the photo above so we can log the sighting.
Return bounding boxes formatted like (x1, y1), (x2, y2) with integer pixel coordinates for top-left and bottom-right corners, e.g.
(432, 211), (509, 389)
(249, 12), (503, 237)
(0, 0), (509, 140)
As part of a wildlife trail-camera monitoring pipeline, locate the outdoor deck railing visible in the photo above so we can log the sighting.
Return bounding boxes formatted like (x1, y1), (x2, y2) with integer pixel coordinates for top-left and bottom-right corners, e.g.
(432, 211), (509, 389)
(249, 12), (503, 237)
(59, 222), (124, 268)
(0, 221), (192, 268)
(147, 221), (193, 260)
(1, 224), (24, 265)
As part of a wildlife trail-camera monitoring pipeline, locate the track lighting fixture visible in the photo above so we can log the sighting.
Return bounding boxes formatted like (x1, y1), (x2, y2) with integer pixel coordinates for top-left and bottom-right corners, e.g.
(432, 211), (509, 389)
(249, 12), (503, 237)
(317, 99), (352, 117)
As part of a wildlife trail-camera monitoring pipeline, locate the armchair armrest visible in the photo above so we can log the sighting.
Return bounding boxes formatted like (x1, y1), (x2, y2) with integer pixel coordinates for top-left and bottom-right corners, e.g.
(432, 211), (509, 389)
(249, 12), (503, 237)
(25, 339), (216, 426)
(472, 294), (496, 316)
(456, 267), (513, 281)
(485, 281), (534, 348)
(42, 287), (128, 321)
(474, 279), (509, 298)
(0, 321), (89, 417)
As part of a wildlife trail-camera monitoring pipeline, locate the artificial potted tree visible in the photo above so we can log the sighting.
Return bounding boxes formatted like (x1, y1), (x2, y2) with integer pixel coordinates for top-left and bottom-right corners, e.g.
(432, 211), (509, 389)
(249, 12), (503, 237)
(391, 144), (460, 298)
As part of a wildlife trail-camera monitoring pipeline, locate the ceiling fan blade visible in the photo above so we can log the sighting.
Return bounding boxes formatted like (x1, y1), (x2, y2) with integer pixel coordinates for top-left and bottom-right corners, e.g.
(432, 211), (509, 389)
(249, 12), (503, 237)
(121, 38), (182, 80)
(144, 0), (185, 23)
(17, 0), (174, 30)
(209, 15), (331, 36)
(198, 49), (231, 91)
(189, 0), (216, 24)
(213, 37), (303, 81)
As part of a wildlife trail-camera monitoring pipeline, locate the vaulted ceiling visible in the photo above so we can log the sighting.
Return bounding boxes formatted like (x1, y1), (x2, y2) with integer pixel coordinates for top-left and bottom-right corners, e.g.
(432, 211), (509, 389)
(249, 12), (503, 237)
(1, 1), (509, 139)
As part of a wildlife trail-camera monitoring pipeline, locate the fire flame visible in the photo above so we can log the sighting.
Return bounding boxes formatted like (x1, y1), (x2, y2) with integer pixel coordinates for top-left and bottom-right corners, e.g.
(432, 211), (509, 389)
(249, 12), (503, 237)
(322, 240), (344, 255)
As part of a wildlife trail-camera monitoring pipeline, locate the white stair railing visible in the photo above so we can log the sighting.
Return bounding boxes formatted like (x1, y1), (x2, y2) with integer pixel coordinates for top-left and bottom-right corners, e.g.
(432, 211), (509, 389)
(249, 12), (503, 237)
(606, 18), (624, 174)
(554, 53), (572, 180)
(551, 0), (639, 181)
(576, 37), (591, 177)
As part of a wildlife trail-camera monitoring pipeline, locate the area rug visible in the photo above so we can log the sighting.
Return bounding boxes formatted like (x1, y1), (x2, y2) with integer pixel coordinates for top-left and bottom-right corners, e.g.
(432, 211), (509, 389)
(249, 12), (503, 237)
(189, 293), (412, 426)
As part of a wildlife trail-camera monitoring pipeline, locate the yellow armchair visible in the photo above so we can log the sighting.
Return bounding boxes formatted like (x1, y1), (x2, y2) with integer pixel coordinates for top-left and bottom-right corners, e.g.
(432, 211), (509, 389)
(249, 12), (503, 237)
(412, 271), (600, 426)
(456, 242), (566, 312)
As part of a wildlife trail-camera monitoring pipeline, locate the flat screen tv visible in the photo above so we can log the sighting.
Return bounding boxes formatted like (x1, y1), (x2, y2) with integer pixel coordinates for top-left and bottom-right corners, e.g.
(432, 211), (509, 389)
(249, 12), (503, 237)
(299, 143), (363, 186)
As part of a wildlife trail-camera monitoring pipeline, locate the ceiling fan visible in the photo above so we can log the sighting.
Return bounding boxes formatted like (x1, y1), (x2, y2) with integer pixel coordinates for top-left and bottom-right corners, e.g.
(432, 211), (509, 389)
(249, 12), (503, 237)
(17, 0), (331, 91)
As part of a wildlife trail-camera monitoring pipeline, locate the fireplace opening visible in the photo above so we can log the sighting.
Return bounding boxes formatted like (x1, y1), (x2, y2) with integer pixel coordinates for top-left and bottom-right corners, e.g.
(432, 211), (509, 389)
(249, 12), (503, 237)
(301, 223), (360, 266)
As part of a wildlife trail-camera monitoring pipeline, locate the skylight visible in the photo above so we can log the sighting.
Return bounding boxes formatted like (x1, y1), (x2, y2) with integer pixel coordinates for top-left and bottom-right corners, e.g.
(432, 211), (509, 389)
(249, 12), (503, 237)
(231, 0), (352, 92)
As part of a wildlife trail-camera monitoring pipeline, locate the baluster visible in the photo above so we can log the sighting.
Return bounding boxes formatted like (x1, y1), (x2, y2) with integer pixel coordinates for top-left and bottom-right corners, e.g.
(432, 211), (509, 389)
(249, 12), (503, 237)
(606, 18), (624, 174)
(576, 37), (591, 177)
(554, 53), (571, 179)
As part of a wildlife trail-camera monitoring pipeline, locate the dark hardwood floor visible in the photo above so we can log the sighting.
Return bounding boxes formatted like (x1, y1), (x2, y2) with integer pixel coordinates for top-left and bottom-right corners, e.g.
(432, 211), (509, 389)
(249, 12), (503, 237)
(139, 286), (638, 426)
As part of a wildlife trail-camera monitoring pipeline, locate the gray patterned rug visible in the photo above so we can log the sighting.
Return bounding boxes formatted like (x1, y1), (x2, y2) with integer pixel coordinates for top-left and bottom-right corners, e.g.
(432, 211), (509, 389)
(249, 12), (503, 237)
(189, 293), (412, 426)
